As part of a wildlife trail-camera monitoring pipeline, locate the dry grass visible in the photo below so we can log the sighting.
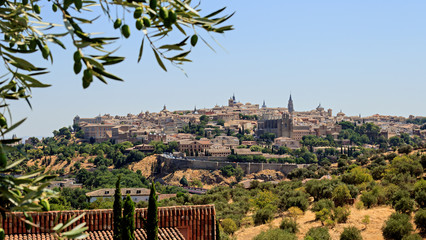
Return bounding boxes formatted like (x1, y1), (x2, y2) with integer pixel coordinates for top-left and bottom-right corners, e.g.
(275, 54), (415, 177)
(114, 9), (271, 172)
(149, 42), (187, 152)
(27, 155), (94, 174)
(234, 205), (395, 240)
(161, 168), (235, 189)
(129, 154), (158, 177)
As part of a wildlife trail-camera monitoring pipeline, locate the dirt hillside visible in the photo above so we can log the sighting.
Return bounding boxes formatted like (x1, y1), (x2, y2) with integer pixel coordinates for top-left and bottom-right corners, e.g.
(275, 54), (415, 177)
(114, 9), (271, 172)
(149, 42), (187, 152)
(129, 155), (290, 188)
(129, 154), (158, 176)
(162, 169), (235, 189)
(235, 205), (395, 240)
(246, 169), (286, 181)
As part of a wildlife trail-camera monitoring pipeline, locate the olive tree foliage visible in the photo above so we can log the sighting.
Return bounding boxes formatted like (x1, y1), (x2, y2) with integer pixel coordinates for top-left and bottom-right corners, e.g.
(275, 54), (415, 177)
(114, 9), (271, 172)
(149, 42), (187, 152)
(0, 0), (233, 238)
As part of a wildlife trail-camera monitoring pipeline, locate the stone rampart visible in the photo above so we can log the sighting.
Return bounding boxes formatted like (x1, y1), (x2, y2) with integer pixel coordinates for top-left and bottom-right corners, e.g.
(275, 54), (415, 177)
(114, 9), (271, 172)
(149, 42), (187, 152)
(158, 155), (307, 175)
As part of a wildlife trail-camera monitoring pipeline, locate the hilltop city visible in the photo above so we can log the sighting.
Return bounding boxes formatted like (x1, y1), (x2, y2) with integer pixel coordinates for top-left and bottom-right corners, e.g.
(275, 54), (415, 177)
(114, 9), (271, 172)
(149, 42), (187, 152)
(70, 94), (425, 156)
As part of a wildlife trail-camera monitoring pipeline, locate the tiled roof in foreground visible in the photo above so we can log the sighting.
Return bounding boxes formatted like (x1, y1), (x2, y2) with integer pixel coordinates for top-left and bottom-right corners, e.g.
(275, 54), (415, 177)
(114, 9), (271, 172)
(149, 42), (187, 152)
(2, 205), (216, 240)
(5, 228), (185, 240)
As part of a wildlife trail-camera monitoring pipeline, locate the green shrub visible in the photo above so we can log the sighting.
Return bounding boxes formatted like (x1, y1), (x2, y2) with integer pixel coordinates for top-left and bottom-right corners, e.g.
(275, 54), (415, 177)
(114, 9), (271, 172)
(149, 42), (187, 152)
(398, 145), (413, 154)
(414, 209), (426, 233)
(362, 215), (370, 228)
(332, 184), (352, 207)
(383, 184), (400, 205)
(341, 166), (373, 185)
(402, 234), (422, 240)
(305, 227), (331, 240)
(315, 208), (332, 223)
(287, 196), (309, 212)
(414, 190), (426, 208)
(347, 184), (360, 199)
(414, 180), (426, 208)
(420, 155), (426, 168)
(312, 199), (335, 212)
(254, 228), (297, 240)
(382, 213), (413, 240)
(384, 153), (398, 161)
(324, 218), (335, 227)
(360, 191), (377, 208)
(304, 179), (336, 201)
(340, 226), (363, 240)
(279, 190), (310, 212)
(394, 198), (415, 214)
(250, 190), (278, 209)
(333, 206), (350, 223)
(288, 206), (304, 219)
(371, 166), (386, 180)
(391, 190), (410, 207)
(385, 156), (423, 184)
(371, 186), (387, 205)
(355, 201), (364, 210)
(220, 165), (237, 177)
(253, 204), (275, 225)
(279, 218), (298, 234)
(221, 218), (237, 235)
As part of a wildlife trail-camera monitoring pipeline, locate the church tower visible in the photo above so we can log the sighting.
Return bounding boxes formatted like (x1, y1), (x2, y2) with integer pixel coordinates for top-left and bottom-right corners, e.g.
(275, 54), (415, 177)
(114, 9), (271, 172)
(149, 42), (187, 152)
(288, 94), (294, 113)
(228, 94), (237, 107)
(280, 112), (293, 138)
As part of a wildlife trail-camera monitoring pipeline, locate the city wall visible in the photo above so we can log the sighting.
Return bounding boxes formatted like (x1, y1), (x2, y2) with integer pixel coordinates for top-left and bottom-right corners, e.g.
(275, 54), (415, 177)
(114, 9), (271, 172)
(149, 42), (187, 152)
(157, 155), (307, 175)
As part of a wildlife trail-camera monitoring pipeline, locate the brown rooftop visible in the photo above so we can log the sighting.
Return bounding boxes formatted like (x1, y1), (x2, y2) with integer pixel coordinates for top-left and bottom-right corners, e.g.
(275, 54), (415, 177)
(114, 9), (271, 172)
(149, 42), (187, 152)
(2, 205), (216, 240)
(5, 228), (184, 240)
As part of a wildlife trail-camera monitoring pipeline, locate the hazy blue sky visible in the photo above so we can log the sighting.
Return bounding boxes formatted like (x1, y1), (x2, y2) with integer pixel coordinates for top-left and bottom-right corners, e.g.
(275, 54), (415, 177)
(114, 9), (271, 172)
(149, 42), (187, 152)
(11, 1), (426, 137)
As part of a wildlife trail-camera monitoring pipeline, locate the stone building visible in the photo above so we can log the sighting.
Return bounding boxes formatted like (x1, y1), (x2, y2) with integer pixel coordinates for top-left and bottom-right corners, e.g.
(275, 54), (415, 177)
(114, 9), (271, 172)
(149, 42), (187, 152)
(86, 188), (152, 203)
(81, 124), (114, 142)
(228, 94), (237, 107)
(178, 140), (213, 156)
(257, 113), (293, 138)
(73, 115), (102, 125)
(274, 137), (300, 149)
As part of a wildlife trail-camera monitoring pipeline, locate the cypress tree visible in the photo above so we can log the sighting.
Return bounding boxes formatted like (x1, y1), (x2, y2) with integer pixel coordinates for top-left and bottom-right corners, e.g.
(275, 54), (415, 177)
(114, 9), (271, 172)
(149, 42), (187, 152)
(216, 219), (221, 240)
(122, 195), (135, 240)
(113, 175), (122, 240)
(144, 181), (158, 240)
(180, 176), (188, 187)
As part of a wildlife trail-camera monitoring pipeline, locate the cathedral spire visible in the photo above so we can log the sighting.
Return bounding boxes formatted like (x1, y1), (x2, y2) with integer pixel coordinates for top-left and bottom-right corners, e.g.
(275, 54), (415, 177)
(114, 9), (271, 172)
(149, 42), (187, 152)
(288, 94), (294, 113)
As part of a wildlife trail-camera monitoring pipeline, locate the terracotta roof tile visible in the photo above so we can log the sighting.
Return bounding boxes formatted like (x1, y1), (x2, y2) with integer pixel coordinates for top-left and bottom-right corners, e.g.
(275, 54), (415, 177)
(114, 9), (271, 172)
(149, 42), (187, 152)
(2, 205), (216, 240)
(5, 228), (184, 240)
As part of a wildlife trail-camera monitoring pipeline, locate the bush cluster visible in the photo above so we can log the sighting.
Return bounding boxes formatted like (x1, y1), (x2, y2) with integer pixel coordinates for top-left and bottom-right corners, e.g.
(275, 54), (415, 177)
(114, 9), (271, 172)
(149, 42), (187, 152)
(305, 227), (331, 240)
(382, 213), (413, 240)
(340, 226), (362, 240)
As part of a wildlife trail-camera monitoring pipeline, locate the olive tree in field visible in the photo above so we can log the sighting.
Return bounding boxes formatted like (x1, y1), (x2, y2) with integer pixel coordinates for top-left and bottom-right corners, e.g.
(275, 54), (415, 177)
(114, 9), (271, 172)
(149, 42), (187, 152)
(0, 0), (233, 238)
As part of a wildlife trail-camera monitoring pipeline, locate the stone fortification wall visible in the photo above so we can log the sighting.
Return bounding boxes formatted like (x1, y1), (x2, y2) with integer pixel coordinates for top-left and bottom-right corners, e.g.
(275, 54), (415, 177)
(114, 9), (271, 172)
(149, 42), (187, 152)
(158, 155), (306, 175)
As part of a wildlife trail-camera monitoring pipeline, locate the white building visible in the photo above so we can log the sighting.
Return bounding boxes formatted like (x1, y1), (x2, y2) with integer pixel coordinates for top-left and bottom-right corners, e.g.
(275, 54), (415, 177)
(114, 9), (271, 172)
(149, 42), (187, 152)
(86, 188), (151, 203)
